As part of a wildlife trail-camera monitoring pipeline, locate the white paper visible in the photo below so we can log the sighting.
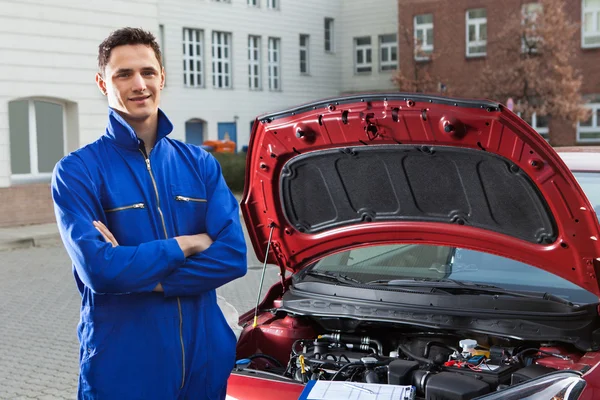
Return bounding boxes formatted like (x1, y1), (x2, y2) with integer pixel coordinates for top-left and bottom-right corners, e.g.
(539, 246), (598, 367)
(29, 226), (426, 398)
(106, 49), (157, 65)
(306, 381), (415, 400)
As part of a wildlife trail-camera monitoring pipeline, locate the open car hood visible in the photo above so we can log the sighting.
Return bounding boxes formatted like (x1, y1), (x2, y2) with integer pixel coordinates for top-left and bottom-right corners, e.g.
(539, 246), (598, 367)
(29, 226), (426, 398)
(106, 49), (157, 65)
(241, 94), (600, 296)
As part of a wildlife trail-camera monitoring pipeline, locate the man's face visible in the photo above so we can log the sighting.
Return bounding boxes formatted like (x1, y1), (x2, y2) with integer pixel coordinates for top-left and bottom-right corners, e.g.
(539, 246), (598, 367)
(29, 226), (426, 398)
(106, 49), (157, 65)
(96, 44), (165, 124)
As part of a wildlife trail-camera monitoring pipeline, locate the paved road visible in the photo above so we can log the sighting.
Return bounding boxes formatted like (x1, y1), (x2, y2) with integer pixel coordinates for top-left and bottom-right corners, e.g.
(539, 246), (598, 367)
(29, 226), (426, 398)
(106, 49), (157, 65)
(0, 226), (280, 400)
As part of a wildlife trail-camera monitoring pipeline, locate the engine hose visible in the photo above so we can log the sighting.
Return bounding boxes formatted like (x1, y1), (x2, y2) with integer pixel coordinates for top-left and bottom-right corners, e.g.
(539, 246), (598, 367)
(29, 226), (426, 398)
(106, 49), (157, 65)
(330, 362), (364, 381)
(291, 339), (305, 356)
(248, 353), (283, 368)
(397, 344), (437, 365)
(319, 334), (383, 356)
(423, 341), (461, 358)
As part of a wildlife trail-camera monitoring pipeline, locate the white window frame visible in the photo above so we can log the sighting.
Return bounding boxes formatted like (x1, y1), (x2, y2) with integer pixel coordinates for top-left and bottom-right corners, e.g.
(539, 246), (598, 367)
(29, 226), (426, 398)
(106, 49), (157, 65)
(268, 37), (281, 91)
(324, 18), (335, 53)
(577, 103), (600, 142)
(248, 35), (262, 90)
(247, 0), (259, 6)
(266, 0), (279, 9)
(183, 28), (204, 88)
(414, 14), (434, 60)
(517, 110), (550, 141)
(212, 31), (232, 89)
(10, 99), (67, 184)
(299, 34), (310, 75)
(466, 9), (487, 57)
(379, 34), (397, 71)
(582, 0), (600, 48)
(354, 36), (372, 74)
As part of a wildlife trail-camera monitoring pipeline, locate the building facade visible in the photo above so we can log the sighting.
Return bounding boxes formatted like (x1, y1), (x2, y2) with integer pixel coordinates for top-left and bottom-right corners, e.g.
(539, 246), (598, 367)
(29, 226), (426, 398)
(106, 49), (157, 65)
(397, 0), (600, 146)
(0, 0), (398, 227)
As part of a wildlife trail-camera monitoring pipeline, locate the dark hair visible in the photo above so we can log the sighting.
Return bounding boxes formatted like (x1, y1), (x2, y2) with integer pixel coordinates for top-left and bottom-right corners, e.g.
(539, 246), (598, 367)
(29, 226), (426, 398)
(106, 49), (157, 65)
(97, 27), (163, 76)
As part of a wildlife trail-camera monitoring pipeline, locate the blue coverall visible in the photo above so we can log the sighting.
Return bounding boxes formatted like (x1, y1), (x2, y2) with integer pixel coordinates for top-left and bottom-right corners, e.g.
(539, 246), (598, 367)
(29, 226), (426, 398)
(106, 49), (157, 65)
(51, 108), (247, 399)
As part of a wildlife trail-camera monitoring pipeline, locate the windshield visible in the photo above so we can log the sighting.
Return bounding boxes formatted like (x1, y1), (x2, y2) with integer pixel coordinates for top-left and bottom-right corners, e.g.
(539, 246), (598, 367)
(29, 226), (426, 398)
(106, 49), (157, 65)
(305, 244), (598, 304)
(573, 171), (600, 219)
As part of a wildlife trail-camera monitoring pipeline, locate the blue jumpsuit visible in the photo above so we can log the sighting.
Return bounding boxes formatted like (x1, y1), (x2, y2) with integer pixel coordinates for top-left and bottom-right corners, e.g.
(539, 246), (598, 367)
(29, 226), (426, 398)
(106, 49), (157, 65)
(51, 108), (247, 399)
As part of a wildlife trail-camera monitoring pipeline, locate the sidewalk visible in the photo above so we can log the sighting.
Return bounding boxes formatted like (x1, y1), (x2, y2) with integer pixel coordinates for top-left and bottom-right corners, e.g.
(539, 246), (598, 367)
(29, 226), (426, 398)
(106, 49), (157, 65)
(0, 222), (61, 251)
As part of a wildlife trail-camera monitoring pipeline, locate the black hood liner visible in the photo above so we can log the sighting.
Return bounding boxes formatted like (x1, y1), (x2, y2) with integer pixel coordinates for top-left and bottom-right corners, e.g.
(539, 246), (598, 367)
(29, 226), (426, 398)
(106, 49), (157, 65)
(280, 145), (557, 244)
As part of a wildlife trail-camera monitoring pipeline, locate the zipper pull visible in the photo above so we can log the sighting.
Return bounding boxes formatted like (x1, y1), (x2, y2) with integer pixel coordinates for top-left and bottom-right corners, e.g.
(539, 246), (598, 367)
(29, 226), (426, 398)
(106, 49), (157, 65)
(145, 158), (151, 171)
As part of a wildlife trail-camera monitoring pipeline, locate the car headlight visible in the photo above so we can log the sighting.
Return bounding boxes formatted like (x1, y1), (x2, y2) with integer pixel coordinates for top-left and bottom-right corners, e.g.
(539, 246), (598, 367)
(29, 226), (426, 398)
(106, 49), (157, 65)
(476, 371), (586, 400)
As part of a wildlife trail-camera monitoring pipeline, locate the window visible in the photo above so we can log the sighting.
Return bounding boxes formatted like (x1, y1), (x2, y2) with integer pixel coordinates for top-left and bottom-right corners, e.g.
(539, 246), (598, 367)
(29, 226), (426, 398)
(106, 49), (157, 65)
(466, 8), (487, 57)
(266, 0), (279, 9)
(582, 0), (600, 47)
(354, 36), (372, 73)
(414, 14), (434, 60)
(183, 28), (204, 87)
(521, 3), (543, 53)
(212, 31), (232, 89)
(523, 113), (549, 140)
(324, 18), (334, 52)
(379, 34), (397, 71)
(248, 35), (262, 90)
(299, 34), (310, 74)
(247, 0), (258, 6)
(577, 103), (600, 142)
(9, 99), (65, 180)
(307, 244), (598, 304)
(268, 37), (281, 91)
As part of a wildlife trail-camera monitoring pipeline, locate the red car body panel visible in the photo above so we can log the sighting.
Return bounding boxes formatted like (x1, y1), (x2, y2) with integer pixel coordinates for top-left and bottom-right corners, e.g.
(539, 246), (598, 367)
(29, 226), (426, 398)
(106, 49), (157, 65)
(241, 94), (600, 296)
(226, 373), (304, 400)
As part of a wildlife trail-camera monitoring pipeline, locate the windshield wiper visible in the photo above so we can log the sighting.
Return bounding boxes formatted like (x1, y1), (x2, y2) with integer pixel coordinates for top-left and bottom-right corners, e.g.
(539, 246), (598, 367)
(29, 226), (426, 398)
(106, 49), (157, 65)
(366, 278), (574, 306)
(304, 270), (362, 285)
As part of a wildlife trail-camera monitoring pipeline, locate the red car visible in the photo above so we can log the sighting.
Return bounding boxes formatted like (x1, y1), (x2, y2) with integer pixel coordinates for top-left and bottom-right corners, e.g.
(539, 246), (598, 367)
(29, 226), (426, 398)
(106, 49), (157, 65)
(226, 94), (600, 400)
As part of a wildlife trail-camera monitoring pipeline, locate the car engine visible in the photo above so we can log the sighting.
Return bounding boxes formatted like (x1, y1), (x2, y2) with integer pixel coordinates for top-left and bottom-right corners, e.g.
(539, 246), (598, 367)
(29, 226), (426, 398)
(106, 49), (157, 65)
(235, 315), (596, 400)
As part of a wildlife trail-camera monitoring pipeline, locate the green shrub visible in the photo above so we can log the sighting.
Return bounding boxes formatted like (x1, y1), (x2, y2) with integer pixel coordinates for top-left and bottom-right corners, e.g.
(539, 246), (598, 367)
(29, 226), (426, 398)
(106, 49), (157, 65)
(211, 152), (247, 194)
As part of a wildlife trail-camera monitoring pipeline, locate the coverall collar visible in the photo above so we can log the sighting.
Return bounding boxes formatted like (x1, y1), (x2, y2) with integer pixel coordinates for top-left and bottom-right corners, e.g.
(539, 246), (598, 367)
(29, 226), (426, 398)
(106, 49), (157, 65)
(104, 107), (174, 150)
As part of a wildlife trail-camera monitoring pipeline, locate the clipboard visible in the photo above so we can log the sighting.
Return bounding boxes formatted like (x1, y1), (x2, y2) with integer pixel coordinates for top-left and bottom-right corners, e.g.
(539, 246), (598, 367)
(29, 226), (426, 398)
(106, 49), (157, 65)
(298, 380), (416, 400)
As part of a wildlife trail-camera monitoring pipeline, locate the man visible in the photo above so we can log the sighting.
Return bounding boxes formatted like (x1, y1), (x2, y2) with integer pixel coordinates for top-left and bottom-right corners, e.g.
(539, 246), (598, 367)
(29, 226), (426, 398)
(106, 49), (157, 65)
(51, 27), (247, 399)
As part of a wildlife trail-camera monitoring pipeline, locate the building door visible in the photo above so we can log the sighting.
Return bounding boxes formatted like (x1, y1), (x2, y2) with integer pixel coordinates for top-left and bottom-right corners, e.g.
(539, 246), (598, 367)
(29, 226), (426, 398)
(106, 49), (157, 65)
(185, 119), (205, 145)
(218, 121), (237, 144)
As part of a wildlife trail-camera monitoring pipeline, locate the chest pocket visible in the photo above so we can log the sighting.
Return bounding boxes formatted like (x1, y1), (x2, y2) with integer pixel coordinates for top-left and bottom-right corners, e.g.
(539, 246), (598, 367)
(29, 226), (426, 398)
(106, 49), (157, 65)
(169, 185), (208, 236)
(103, 201), (152, 245)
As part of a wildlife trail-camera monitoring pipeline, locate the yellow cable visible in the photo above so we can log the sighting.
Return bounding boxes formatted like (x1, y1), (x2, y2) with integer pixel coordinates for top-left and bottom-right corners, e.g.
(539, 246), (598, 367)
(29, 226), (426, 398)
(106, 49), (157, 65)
(299, 355), (306, 374)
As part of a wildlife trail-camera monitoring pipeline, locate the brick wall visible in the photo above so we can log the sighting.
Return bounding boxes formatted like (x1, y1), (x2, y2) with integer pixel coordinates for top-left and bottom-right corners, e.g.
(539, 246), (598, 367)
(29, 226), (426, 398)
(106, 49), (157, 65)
(398, 0), (600, 145)
(0, 184), (55, 227)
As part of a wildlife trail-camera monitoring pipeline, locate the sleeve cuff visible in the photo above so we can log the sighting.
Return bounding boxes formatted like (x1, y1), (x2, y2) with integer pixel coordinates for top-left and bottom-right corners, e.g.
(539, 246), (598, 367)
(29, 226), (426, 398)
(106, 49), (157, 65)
(165, 238), (186, 269)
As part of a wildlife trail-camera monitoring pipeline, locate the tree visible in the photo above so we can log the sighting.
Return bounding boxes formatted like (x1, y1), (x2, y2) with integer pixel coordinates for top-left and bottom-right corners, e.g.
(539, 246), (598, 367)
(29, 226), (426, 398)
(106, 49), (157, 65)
(392, 25), (441, 94)
(479, 0), (589, 131)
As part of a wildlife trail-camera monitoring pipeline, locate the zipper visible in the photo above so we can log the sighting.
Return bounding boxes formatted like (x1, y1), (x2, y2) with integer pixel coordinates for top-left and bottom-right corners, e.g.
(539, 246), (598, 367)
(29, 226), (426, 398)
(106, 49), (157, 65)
(139, 148), (186, 389)
(104, 203), (145, 213)
(175, 195), (207, 203)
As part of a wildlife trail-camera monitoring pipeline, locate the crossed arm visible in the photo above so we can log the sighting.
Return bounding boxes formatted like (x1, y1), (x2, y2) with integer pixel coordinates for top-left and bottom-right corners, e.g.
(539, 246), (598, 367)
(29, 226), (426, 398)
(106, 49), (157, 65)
(93, 220), (213, 292)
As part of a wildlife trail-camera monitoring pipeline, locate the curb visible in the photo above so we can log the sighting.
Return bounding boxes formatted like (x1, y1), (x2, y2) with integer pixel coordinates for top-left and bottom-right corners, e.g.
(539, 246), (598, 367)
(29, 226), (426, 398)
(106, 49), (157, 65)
(0, 232), (62, 252)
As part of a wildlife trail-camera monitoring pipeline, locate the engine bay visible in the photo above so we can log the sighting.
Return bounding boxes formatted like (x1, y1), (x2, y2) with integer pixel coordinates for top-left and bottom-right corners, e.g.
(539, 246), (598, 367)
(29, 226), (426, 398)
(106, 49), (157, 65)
(234, 314), (600, 400)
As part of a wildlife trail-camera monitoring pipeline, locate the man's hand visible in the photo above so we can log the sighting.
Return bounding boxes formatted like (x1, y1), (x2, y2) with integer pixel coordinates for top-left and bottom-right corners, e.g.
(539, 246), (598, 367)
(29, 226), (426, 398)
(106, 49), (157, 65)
(94, 221), (118, 246)
(93, 220), (164, 292)
(174, 233), (213, 257)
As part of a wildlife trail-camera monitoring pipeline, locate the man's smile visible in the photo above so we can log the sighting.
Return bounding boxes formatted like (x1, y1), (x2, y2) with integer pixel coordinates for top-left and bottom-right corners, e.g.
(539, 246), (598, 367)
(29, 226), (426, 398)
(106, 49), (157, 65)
(129, 94), (151, 103)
